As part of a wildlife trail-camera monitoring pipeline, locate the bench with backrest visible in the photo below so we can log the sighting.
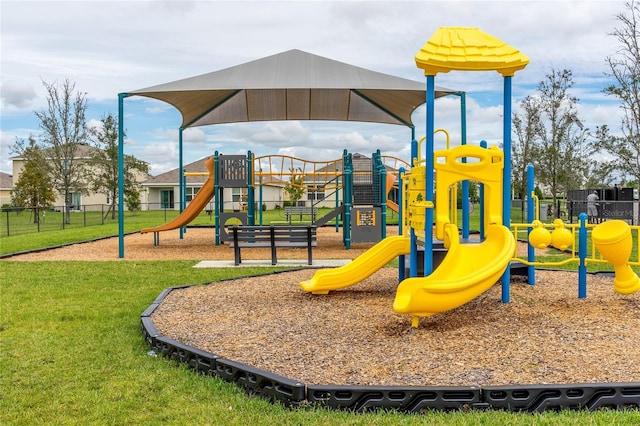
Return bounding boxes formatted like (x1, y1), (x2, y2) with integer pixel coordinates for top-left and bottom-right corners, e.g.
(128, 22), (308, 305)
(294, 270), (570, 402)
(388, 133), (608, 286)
(284, 206), (317, 223)
(229, 225), (317, 266)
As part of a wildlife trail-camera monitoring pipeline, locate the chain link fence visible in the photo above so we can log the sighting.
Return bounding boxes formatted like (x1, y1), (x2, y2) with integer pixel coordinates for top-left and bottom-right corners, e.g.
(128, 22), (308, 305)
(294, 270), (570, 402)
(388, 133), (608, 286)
(0, 203), (186, 237)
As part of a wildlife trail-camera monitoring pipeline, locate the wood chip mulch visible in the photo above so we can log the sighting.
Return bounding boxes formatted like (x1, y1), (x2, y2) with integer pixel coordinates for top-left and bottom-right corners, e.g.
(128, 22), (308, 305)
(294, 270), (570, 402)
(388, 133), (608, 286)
(151, 268), (640, 387)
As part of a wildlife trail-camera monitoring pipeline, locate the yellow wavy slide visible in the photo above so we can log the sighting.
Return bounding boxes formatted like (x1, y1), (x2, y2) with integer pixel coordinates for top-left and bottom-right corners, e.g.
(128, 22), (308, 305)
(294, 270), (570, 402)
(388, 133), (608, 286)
(300, 235), (411, 294)
(393, 223), (515, 321)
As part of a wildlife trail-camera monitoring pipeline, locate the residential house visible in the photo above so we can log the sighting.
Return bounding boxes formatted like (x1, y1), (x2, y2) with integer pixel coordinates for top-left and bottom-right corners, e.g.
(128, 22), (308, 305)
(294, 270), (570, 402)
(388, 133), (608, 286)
(0, 172), (13, 206)
(142, 157), (285, 212)
(10, 144), (149, 210)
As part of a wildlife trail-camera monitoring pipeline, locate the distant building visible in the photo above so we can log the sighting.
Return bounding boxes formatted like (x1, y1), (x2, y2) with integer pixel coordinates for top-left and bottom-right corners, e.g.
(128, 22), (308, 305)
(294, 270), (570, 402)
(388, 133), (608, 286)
(10, 144), (149, 209)
(0, 172), (13, 206)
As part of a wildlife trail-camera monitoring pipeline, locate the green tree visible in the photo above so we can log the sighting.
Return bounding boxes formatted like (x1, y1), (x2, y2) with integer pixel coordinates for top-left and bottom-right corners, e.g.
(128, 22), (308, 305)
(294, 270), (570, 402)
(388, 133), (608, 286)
(284, 168), (305, 206)
(125, 187), (142, 215)
(512, 95), (544, 201)
(530, 69), (595, 217)
(10, 136), (56, 223)
(599, 0), (640, 189)
(87, 113), (149, 219)
(456, 181), (479, 205)
(34, 78), (89, 223)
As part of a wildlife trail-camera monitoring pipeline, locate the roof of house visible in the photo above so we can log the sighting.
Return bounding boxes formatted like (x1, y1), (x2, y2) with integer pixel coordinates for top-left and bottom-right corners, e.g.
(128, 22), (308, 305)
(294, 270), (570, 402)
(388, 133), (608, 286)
(11, 143), (95, 161)
(143, 157), (212, 186)
(0, 172), (13, 189)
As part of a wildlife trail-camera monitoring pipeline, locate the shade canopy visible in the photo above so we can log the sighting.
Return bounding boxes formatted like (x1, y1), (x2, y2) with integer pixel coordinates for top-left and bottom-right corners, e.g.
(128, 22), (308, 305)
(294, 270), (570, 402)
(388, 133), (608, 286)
(126, 49), (456, 128)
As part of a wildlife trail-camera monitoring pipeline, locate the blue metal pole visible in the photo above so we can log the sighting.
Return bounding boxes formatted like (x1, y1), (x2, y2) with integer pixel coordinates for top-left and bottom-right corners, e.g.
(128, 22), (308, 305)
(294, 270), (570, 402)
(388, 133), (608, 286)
(578, 212), (588, 298)
(335, 168), (340, 233)
(117, 93), (126, 258)
(343, 150), (352, 250)
(214, 151), (220, 245)
(424, 75), (435, 276)
(259, 181), (263, 225)
(527, 164), (536, 285)
(459, 92), (470, 240)
(398, 166), (405, 282)
(479, 140), (487, 239)
(182, 167), (187, 236)
(503, 77), (513, 231)
(247, 151), (254, 226)
(179, 128), (184, 239)
(380, 166), (387, 239)
(410, 138), (418, 277)
(502, 76), (513, 303)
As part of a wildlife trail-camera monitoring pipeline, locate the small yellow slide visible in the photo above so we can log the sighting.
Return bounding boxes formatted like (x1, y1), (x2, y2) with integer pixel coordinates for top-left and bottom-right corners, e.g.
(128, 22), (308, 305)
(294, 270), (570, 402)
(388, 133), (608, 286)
(393, 223), (515, 325)
(300, 235), (411, 294)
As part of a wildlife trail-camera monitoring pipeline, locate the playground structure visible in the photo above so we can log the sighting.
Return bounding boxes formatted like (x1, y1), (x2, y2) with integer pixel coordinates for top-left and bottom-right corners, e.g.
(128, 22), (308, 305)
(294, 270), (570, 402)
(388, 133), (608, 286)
(140, 149), (409, 248)
(300, 27), (640, 327)
(136, 26), (640, 328)
(137, 28), (640, 413)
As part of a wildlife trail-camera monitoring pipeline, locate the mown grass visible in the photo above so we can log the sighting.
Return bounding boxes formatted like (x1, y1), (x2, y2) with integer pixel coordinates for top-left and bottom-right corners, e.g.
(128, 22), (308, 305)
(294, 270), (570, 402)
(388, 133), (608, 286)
(2, 261), (638, 425)
(0, 210), (214, 253)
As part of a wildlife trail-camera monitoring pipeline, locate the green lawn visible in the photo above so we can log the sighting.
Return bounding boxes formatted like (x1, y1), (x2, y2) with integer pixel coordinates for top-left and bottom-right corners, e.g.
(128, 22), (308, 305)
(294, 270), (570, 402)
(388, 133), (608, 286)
(2, 260), (639, 425)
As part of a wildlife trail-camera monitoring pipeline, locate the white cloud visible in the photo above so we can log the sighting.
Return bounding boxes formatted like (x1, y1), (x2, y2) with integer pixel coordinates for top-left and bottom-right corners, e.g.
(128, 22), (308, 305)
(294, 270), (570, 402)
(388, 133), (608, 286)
(139, 142), (180, 175)
(0, 131), (17, 174)
(0, 1), (632, 176)
(231, 122), (313, 148)
(145, 106), (166, 115)
(1, 80), (37, 109)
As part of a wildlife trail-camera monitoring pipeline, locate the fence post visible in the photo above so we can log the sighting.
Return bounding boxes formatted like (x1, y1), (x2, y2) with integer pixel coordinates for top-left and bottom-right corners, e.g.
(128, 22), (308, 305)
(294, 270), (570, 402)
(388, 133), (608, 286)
(5, 209), (9, 236)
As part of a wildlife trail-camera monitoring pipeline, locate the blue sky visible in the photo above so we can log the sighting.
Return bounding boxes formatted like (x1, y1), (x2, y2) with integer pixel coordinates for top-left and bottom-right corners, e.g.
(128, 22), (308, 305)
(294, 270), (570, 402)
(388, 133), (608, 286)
(0, 0), (629, 176)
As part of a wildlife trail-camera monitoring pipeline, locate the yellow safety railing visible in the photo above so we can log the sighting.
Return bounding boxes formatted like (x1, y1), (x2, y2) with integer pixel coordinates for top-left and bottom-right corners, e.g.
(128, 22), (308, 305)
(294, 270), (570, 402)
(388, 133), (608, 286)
(510, 193), (640, 271)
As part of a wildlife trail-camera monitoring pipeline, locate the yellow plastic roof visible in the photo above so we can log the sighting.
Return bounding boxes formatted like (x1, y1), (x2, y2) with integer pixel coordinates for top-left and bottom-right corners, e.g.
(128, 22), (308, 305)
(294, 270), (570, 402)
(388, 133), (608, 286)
(415, 27), (529, 76)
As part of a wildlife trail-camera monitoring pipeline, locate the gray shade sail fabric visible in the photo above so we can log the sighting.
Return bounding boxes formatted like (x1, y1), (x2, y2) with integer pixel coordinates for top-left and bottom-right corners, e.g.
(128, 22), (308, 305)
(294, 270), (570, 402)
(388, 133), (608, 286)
(125, 49), (456, 128)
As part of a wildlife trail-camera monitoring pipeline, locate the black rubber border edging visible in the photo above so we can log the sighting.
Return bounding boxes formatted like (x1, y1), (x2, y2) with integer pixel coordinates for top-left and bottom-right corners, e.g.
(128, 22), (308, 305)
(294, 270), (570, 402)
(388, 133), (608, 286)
(142, 276), (640, 413)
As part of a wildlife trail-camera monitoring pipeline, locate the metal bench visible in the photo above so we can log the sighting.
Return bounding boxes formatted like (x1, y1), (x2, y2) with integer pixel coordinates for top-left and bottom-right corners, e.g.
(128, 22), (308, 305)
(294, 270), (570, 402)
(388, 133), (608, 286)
(229, 225), (317, 266)
(284, 206), (318, 223)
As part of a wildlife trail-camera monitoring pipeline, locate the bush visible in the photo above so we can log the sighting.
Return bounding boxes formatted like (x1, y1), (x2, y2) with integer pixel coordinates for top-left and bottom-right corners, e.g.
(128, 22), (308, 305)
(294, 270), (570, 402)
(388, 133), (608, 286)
(534, 186), (544, 200)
